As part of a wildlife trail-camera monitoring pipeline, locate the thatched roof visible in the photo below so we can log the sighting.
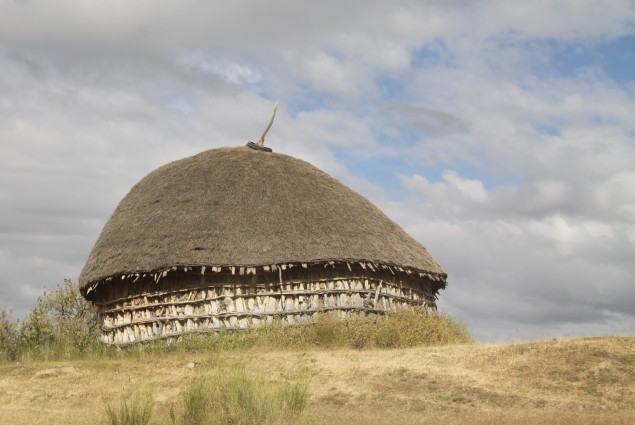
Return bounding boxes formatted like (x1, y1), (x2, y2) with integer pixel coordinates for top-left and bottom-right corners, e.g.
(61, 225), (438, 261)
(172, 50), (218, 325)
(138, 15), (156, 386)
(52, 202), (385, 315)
(79, 147), (446, 291)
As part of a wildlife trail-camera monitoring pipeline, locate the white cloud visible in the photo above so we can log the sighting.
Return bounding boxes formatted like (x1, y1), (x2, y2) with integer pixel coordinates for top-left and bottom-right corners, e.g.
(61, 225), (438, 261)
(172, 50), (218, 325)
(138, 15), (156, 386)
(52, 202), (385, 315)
(302, 52), (361, 96)
(478, 0), (635, 40)
(1, 0), (634, 342)
(177, 52), (262, 85)
(402, 171), (487, 210)
(594, 171), (635, 221)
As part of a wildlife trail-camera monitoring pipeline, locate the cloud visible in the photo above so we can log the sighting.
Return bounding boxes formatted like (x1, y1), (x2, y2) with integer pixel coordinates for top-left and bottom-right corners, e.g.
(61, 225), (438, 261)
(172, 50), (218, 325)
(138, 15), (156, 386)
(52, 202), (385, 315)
(177, 52), (262, 85)
(0, 1), (425, 54)
(384, 203), (635, 341)
(301, 52), (366, 97)
(1, 1), (634, 342)
(381, 102), (469, 137)
(476, 0), (635, 40)
(394, 160), (635, 341)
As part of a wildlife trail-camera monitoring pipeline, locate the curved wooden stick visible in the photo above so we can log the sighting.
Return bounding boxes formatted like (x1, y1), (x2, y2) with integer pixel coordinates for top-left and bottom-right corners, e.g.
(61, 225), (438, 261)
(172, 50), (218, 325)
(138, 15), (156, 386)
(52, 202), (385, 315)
(257, 101), (278, 147)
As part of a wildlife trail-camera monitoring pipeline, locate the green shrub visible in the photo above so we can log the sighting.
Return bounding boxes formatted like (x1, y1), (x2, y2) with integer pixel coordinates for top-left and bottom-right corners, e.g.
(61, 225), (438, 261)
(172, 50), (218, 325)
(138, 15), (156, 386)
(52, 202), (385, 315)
(20, 279), (100, 360)
(0, 279), (105, 362)
(0, 310), (22, 361)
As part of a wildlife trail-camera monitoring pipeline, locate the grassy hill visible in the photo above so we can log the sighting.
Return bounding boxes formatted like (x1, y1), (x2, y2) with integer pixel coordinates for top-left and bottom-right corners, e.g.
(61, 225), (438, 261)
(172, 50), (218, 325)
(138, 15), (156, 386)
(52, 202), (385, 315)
(0, 336), (633, 424)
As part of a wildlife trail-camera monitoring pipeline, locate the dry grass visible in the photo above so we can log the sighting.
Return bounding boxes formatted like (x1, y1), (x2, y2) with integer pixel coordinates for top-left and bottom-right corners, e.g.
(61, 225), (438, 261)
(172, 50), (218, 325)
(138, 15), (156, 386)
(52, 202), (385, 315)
(1, 309), (471, 362)
(147, 310), (472, 352)
(0, 337), (633, 424)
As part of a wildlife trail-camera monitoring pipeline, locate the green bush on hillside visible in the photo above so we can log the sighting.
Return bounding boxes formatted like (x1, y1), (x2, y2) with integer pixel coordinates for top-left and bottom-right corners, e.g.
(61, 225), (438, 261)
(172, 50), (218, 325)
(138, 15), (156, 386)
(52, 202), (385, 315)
(0, 310), (21, 361)
(1, 279), (100, 362)
(22, 279), (101, 359)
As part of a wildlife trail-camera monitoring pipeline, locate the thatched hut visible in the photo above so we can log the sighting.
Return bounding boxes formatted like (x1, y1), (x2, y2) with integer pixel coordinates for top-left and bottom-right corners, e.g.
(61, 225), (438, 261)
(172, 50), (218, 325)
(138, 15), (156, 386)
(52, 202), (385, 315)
(79, 145), (447, 345)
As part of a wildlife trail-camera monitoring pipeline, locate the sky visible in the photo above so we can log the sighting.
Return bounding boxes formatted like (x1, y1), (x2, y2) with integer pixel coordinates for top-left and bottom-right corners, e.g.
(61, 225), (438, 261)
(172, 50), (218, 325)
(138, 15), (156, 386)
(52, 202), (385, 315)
(1, 0), (634, 342)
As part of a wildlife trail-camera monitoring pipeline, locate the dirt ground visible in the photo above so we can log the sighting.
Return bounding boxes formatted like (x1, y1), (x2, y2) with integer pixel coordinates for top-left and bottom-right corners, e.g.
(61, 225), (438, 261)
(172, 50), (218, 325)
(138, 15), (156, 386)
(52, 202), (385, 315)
(0, 337), (633, 424)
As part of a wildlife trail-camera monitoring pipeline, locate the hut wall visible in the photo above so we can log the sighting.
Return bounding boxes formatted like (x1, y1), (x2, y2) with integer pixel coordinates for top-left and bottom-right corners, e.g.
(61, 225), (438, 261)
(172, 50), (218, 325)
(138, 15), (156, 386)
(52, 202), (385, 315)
(92, 264), (440, 345)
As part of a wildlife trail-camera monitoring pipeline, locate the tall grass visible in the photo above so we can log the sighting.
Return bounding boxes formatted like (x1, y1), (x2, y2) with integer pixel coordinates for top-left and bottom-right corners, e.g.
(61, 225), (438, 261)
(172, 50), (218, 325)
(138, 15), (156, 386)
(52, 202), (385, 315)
(145, 309), (472, 354)
(3, 307), (472, 362)
(101, 369), (308, 425)
(105, 394), (154, 425)
(178, 368), (308, 425)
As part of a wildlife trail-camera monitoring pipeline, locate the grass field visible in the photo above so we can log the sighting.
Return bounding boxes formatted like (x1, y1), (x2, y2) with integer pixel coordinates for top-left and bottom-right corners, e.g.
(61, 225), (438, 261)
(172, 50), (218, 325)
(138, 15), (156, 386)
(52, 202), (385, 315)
(0, 336), (633, 424)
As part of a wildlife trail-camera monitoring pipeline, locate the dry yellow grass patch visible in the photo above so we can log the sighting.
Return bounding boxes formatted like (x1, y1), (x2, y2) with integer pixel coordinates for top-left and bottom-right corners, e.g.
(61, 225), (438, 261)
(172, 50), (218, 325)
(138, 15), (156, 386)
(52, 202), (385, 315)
(0, 337), (633, 424)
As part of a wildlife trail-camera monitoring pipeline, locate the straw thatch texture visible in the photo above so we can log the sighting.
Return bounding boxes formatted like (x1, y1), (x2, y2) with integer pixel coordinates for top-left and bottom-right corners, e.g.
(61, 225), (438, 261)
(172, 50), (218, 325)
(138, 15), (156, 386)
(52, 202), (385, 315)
(79, 147), (446, 295)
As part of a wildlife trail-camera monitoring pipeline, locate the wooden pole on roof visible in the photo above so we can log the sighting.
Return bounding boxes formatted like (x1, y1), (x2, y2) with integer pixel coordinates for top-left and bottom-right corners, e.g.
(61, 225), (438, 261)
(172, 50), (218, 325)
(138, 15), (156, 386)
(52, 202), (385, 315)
(257, 101), (278, 147)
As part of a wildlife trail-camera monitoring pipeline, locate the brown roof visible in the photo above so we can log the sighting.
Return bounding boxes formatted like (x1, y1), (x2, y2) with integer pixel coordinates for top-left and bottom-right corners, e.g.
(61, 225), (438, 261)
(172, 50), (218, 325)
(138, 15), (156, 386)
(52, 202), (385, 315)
(79, 146), (446, 290)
